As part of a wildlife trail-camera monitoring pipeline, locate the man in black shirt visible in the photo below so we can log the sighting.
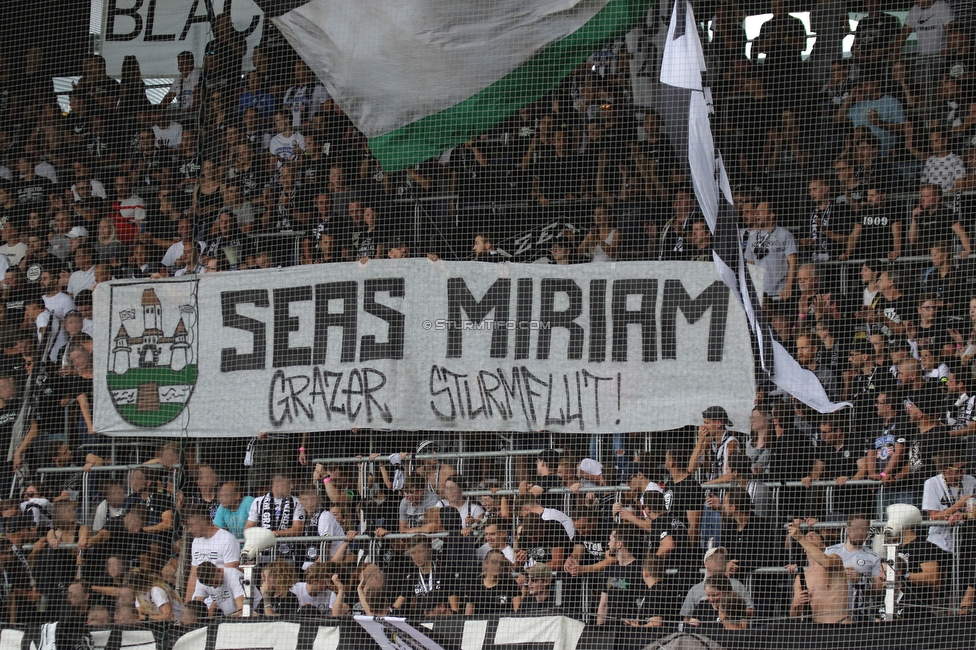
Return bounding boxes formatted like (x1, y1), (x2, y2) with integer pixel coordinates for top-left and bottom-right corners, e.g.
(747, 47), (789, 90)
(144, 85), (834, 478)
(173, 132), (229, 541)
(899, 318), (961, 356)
(909, 184), (967, 258)
(519, 449), (564, 511)
(715, 487), (780, 574)
(663, 435), (704, 564)
(81, 502), (159, 574)
(4, 513), (41, 626)
(814, 414), (871, 515)
(514, 510), (572, 575)
(904, 384), (957, 506)
(391, 535), (459, 618)
(518, 563), (560, 613)
(597, 525), (646, 626)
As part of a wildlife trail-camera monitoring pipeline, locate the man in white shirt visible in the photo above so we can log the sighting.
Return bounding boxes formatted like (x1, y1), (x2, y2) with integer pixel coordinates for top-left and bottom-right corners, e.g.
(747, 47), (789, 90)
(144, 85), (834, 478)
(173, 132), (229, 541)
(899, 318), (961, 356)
(40, 270), (75, 319)
(161, 219), (203, 272)
(67, 246), (96, 297)
(92, 479), (126, 532)
(476, 523), (516, 564)
(192, 561), (245, 617)
(290, 563), (337, 614)
(268, 111), (306, 164)
(161, 51), (201, 112)
(184, 503), (241, 604)
(0, 221), (27, 266)
(922, 451), (975, 553)
(824, 514), (883, 622)
(152, 107), (183, 149)
(516, 495), (575, 540)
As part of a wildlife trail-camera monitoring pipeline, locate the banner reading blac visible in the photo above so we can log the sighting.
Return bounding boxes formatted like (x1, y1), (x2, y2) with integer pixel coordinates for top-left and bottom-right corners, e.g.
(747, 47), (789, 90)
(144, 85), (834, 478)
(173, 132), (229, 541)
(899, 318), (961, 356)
(93, 260), (756, 436)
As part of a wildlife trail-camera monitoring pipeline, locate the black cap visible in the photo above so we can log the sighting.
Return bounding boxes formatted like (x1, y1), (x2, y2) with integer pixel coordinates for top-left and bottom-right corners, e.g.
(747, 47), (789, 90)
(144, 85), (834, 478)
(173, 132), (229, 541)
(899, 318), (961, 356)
(537, 449), (560, 468)
(702, 405), (733, 427)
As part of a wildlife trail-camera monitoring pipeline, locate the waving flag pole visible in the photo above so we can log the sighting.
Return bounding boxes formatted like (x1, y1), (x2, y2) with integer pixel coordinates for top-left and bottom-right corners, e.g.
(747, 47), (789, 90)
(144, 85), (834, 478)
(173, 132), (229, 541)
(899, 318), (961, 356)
(660, 0), (849, 413)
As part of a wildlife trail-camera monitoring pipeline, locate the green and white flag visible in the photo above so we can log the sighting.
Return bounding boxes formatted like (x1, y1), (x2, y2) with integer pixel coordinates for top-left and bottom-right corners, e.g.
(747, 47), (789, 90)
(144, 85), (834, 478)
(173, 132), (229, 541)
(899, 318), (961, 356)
(258, 0), (651, 170)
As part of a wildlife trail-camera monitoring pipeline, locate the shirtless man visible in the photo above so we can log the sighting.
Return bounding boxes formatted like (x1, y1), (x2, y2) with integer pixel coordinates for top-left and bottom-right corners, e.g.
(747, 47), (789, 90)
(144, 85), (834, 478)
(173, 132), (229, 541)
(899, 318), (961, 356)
(788, 521), (851, 624)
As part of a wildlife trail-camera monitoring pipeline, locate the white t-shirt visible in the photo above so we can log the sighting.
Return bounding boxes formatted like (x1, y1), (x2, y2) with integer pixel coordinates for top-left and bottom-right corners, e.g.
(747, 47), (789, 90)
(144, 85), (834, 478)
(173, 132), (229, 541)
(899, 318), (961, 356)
(67, 266), (96, 296)
(191, 527), (242, 567)
(92, 499), (123, 532)
(161, 240), (204, 269)
(43, 292), (76, 320)
(192, 567), (245, 616)
(301, 509), (346, 570)
(477, 543), (515, 564)
(0, 242), (28, 266)
(284, 84), (330, 127)
(169, 68), (202, 111)
(290, 581), (336, 614)
(268, 132), (306, 162)
(922, 473), (976, 552)
(905, 1), (954, 56)
(153, 121), (184, 148)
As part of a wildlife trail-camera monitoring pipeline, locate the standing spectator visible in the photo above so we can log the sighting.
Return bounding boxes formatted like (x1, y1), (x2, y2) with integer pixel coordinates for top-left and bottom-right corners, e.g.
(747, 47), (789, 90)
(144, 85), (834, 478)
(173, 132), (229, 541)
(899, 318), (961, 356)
(922, 450), (974, 554)
(689, 406), (739, 481)
(787, 520), (850, 624)
(91, 479), (125, 533)
(331, 563), (390, 617)
(910, 183), (971, 259)
(596, 526), (645, 626)
(284, 61), (329, 129)
(213, 481), (254, 540)
(855, 184), (902, 260)
(905, 385), (956, 506)
(679, 547), (755, 622)
(744, 201), (797, 301)
(840, 75), (905, 157)
(66, 246), (95, 297)
(259, 559), (300, 617)
(824, 514), (883, 622)
(895, 0), (956, 113)
(910, 128), (967, 198)
(245, 473), (306, 565)
(804, 176), (852, 262)
(184, 502), (241, 604)
(268, 111), (306, 165)
(4, 514), (41, 626)
(517, 564), (560, 613)
(161, 52), (201, 113)
(291, 562), (339, 614)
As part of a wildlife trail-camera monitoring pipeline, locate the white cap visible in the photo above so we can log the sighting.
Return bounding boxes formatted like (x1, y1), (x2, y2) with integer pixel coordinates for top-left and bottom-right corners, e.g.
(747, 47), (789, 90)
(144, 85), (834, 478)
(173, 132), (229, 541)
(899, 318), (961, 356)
(578, 458), (602, 476)
(66, 226), (89, 239)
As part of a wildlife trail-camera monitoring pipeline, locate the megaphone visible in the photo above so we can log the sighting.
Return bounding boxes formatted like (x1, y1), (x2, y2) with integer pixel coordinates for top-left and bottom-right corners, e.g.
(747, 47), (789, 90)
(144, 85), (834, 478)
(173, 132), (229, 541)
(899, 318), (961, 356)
(241, 527), (276, 563)
(883, 503), (921, 545)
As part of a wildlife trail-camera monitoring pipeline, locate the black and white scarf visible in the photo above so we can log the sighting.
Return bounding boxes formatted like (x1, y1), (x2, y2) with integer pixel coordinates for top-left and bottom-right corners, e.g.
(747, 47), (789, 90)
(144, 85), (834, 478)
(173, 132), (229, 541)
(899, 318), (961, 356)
(260, 493), (295, 531)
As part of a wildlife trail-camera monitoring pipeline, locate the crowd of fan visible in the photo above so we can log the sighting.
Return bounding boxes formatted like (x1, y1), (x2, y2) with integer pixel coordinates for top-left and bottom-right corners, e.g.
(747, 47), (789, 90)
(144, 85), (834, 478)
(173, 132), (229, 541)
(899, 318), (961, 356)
(0, 410), (973, 637)
(0, 0), (975, 641)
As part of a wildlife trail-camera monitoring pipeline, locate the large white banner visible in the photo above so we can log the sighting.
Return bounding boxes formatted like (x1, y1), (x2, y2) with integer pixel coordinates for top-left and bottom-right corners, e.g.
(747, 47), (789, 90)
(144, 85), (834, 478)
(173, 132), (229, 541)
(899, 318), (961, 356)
(100, 0), (264, 77)
(93, 260), (756, 436)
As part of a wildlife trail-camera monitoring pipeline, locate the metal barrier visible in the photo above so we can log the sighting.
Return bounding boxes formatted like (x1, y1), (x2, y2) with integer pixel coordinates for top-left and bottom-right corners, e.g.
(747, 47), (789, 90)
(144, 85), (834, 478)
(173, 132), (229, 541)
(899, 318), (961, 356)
(36, 463), (180, 529)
